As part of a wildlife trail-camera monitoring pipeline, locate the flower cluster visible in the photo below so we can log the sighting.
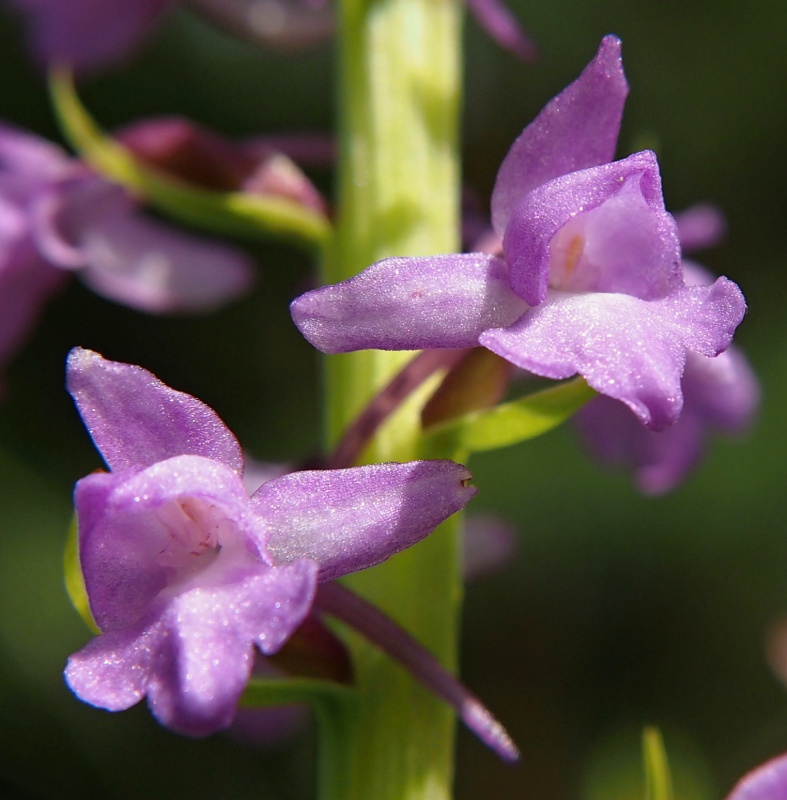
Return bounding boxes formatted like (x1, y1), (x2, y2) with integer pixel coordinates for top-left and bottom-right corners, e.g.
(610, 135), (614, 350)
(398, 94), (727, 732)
(65, 348), (476, 735)
(291, 36), (747, 435)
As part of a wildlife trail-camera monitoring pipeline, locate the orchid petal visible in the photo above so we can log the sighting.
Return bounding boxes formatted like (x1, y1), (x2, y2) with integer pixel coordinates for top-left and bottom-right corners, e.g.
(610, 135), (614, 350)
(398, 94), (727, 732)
(65, 619), (158, 713)
(503, 151), (681, 306)
(0, 123), (69, 183)
(491, 35), (628, 234)
(464, 0), (537, 61)
(255, 461), (476, 581)
(725, 753), (787, 800)
(76, 209), (255, 313)
(76, 456), (254, 631)
(7, 0), (171, 74)
(480, 280), (745, 429)
(0, 206), (66, 387)
(290, 254), (527, 353)
(66, 348), (244, 473)
(146, 560), (316, 735)
(66, 559), (316, 737)
(675, 204), (726, 253)
(575, 394), (705, 495)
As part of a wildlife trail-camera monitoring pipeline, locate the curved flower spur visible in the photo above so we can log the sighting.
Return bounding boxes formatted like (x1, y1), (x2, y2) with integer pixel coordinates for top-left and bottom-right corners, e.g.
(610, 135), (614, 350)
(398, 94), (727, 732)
(291, 36), (746, 432)
(64, 349), (517, 758)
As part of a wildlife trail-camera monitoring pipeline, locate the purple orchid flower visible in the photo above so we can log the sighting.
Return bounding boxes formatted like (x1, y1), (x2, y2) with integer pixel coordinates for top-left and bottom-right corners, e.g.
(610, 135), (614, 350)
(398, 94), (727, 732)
(291, 36), (746, 432)
(64, 348), (475, 736)
(725, 753), (787, 800)
(0, 124), (253, 393)
(5, 0), (533, 75)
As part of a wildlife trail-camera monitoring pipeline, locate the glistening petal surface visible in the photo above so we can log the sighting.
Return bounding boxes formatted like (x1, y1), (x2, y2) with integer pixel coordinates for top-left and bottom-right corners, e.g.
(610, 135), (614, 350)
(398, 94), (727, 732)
(480, 280), (745, 430)
(491, 35), (628, 234)
(76, 455), (253, 632)
(502, 151), (681, 306)
(145, 560), (317, 735)
(290, 253), (527, 353)
(66, 348), (244, 473)
(256, 461), (476, 581)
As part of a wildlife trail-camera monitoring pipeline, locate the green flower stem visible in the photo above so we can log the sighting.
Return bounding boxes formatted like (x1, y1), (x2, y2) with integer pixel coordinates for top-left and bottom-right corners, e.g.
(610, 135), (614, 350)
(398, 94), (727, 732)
(318, 0), (464, 797)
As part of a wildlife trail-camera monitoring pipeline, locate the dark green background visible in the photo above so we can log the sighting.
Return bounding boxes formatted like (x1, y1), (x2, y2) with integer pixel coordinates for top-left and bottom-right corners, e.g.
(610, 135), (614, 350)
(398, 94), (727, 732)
(0, 1), (785, 797)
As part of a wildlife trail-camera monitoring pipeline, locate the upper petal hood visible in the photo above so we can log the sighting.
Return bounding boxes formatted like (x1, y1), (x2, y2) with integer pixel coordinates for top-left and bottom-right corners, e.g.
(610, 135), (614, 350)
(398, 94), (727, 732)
(66, 348), (244, 473)
(491, 35), (628, 235)
(502, 150), (681, 306)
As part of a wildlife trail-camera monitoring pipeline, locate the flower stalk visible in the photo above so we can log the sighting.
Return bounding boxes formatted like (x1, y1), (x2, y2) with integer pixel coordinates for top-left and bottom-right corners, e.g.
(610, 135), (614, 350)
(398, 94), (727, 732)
(319, 0), (465, 796)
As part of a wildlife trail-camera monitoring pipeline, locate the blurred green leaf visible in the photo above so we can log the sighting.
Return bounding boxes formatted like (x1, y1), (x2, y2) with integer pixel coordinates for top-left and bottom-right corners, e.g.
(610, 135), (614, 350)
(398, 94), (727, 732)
(643, 727), (674, 800)
(49, 69), (332, 251)
(242, 676), (356, 710)
(420, 376), (595, 458)
(63, 514), (99, 634)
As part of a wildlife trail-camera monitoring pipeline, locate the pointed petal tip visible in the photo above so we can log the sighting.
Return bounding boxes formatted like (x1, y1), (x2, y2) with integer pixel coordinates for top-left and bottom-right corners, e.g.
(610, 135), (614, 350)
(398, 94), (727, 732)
(462, 698), (520, 762)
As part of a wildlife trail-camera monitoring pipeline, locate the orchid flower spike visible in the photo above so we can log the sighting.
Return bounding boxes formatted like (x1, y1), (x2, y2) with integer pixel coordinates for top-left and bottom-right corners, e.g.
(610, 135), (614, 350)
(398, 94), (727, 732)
(64, 348), (475, 736)
(291, 36), (746, 432)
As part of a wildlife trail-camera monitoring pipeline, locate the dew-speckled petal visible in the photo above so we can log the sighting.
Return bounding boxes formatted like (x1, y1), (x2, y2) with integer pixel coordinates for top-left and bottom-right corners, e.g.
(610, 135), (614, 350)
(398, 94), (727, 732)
(66, 348), (244, 473)
(291, 253), (527, 353)
(75, 455), (254, 632)
(255, 461), (476, 581)
(480, 279), (746, 430)
(502, 151), (681, 306)
(491, 35), (628, 234)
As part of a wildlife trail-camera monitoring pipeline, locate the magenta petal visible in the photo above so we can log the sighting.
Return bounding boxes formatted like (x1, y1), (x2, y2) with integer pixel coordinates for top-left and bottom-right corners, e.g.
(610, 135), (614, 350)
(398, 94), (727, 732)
(576, 394), (705, 494)
(76, 455), (254, 631)
(145, 561), (316, 735)
(7, 0), (171, 74)
(491, 35), (628, 235)
(464, 0), (537, 61)
(66, 560), (315, 737)
(725, 753), (787, 800)
(480, 280), (745, 430)
(76, 210), (255, 313)
(65, 620), (158, 713)
(576, 344), (758, 494)
(31, 178), (134, 270)
(290, 254), (527, 353)
(0, 123), (69, 184)
(255, 461), (476, 581)
(66, 349), (244, 473)
(503, 151), (681, 306)
(0, 203), (67, 390)
(675, 204), (727, 253)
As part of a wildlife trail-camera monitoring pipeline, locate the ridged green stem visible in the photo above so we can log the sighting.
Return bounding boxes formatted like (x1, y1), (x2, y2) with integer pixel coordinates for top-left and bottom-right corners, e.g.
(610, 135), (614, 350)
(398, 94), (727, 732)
(318, 0), (463, 796)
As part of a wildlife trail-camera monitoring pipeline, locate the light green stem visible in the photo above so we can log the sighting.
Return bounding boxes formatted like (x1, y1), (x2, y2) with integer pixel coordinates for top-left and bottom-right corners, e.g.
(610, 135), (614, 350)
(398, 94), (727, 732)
(318, 0), (464, 797)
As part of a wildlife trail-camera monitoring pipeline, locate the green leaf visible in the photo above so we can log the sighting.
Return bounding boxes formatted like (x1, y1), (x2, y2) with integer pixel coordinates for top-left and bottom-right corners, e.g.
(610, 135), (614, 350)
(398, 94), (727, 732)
(643, 727), (674, 800)
(420, 376), (596, 458)
(48, 69), (332, 251)
(63, 515), (99, 634)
